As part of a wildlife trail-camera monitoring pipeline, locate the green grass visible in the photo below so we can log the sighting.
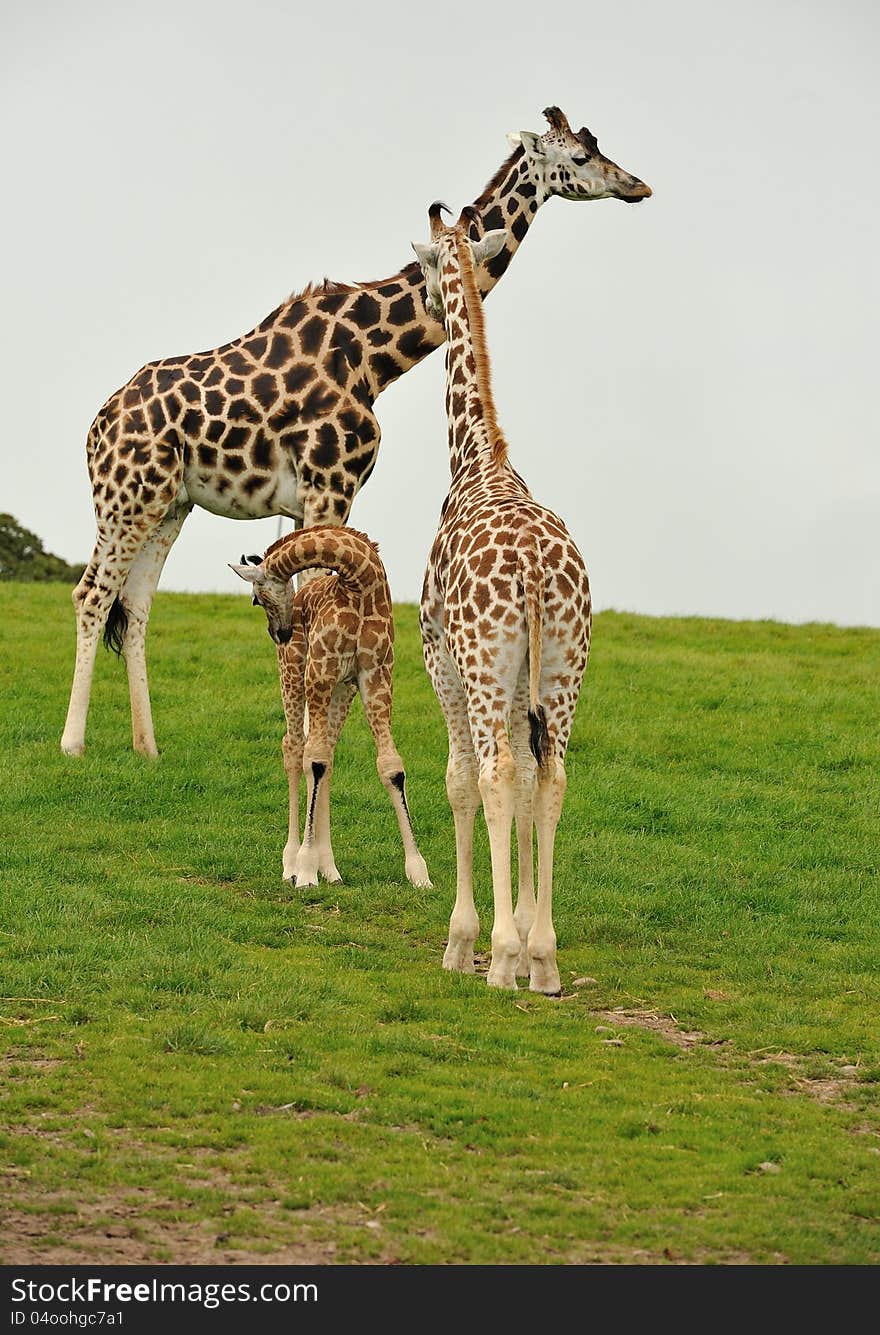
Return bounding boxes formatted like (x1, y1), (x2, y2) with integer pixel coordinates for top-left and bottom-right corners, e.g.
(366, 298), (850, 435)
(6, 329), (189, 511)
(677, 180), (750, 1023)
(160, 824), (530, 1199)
(1, 584), (878, 1264)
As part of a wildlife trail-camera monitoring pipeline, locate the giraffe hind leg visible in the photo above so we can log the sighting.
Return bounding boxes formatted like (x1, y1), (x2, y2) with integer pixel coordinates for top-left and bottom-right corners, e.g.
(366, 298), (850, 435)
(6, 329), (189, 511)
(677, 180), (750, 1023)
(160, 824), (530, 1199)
(463, 657), (523, 990)
(61, 527), (150, 756)
(294, 677), (335, 888)
(526, 677), (583, 995)
(510, 672), (537, 977)
(423, 636), (479, 971)
(314, 680), (357, 883)
(117, 502), (192, 757)
(279, 620), (306, 881)
(360, 666), (431, 889)
(529, 756), (566, 995)
(480, 723), (520, 990)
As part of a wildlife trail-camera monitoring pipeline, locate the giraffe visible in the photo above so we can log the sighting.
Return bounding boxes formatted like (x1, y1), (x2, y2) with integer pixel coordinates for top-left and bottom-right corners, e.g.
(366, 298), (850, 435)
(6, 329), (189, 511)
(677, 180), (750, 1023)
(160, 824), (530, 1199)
(61, 105), (650, 758)
(231, 526), (430, 891)
(413, 203), (597, 994)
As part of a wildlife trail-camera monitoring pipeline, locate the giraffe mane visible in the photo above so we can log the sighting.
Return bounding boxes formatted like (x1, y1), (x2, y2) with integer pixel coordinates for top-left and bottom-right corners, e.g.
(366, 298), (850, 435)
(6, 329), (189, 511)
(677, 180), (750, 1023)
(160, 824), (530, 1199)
(284, 276), (357, 303)
(278, 149), (526, 306)
(472, 145), (524, 212)
(454, 232), (508, 469)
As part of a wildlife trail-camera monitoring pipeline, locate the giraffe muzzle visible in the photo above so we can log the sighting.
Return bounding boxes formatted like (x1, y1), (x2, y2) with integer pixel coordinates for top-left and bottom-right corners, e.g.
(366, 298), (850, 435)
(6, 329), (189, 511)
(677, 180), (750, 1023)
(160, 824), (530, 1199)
(620, 177), (652, 202)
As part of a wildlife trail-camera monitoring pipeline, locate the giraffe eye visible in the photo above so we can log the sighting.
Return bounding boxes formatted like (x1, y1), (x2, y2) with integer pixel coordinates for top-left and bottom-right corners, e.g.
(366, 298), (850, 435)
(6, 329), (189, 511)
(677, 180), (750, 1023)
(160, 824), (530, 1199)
(572, 154), (589, 166)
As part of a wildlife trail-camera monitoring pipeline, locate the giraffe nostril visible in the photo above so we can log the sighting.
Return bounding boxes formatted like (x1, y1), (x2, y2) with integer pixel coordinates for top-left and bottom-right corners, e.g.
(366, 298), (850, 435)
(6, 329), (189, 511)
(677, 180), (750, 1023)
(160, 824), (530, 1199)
(276, 626), (293, 645)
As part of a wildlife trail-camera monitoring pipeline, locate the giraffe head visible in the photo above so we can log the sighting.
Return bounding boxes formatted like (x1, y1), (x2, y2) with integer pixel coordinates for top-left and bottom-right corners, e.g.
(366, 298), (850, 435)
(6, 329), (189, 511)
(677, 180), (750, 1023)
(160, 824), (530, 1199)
(412, 204), (507, 320)
(230, 554), (296, 645)
(510, 105), (651, 204)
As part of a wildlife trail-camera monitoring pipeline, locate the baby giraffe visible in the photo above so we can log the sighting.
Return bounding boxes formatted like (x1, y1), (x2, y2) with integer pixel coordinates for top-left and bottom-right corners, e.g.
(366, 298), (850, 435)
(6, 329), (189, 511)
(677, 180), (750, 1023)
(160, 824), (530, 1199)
(231, 527), (431, 891)
(413, 204), (592, 994)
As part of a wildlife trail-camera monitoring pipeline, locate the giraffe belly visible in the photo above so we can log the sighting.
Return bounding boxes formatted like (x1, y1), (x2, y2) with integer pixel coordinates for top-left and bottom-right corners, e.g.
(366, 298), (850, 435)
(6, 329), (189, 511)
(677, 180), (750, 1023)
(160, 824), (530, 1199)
(182, 466), (303, 522)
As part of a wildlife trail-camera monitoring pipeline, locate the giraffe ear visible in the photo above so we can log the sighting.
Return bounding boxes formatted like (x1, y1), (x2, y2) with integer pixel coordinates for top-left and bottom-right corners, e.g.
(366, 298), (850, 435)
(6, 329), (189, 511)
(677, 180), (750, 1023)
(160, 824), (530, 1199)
(506, 131), (522, 148)
(229, 562), (263, 585)
(518, 130), (546, 159)
(471, 230), (507, 268)
(411, 241), (438, 270)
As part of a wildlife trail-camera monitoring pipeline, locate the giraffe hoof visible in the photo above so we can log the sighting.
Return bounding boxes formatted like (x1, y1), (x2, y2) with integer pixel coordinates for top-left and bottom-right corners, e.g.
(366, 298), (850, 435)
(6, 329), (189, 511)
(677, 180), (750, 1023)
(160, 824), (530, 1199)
(442, 941), (476, 973)
(486, 971), (518, 991)
(405, 855), (431, 887)
(487, 937), (520, 990)
(61, 741), (85, 757)
(528, 961), (562, 996)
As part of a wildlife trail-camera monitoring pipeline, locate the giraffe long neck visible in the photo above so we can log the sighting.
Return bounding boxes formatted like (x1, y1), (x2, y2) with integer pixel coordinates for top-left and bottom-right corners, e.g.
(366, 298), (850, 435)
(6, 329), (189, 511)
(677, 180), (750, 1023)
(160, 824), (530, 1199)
(465, 145), (548, 292)
(263, 147), (548, 404)
(440, 237), (507, 480)
(264, 525), (384, 597)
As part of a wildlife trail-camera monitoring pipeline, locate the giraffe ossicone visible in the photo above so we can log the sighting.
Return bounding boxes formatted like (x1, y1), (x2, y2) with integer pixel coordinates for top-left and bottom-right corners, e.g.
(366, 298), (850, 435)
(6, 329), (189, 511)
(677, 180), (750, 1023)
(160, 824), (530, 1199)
(233, 526), (431, 891)
(415, 204), (596, 994)
(60, 106), (649, 758)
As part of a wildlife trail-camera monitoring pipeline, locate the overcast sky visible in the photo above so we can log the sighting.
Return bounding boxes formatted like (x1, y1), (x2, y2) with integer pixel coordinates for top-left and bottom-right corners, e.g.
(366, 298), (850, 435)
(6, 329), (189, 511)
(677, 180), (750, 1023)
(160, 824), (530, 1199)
(3, 0), (877, 626)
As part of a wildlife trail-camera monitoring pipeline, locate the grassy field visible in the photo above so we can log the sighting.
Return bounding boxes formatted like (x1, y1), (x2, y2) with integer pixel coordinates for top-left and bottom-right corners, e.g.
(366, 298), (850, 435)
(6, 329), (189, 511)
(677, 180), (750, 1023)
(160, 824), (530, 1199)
(1, 583), (878, 1265)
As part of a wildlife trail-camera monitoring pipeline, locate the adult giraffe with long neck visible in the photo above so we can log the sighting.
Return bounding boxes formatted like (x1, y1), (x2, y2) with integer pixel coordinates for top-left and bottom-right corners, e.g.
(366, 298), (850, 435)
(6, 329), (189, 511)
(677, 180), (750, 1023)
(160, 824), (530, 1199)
(61, 106), (650, 757)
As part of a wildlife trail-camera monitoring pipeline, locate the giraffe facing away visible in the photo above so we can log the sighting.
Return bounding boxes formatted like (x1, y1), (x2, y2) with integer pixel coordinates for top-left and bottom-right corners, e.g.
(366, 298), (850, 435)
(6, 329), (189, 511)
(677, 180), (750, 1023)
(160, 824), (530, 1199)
(414, 203), (595, 993)
(231, 526), (430, 891)
(60, 105), (650, 758)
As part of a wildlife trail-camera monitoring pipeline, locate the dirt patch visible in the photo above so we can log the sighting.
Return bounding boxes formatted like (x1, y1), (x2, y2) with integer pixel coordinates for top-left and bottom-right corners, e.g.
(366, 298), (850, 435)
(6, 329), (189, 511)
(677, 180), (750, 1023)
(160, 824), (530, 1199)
(0, 1192), (351, 1265)
(789, 1078), (858, 1106)
(751, 1052), (862, 1108)
(565, 1243), (759, 1265)
(593, 1008), (706, 1050)
(1, 1051), (67, 1076)
(253, 1101), (361, 1121)
(591, 1018), (873, 1116)
(0, 1174), (401, 1267)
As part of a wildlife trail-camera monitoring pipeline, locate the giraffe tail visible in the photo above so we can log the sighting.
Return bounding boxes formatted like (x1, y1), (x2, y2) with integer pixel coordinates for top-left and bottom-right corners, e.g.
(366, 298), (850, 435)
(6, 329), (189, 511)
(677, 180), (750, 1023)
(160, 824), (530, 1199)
(102, 597), (128, 657)
(519, 531), (550, 770)
(262, 525), (384, 596)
